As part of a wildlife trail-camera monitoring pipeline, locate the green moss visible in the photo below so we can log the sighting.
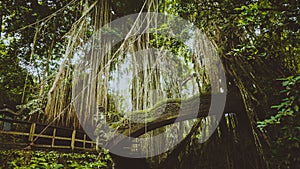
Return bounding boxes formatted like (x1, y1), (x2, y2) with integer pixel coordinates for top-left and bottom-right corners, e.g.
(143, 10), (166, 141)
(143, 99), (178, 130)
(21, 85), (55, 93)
(127, 94), (202, 117)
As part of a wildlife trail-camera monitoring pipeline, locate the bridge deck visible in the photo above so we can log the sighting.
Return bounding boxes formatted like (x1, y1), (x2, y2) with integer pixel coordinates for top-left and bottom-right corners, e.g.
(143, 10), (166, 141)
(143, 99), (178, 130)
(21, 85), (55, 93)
(0, 90), (244, 153)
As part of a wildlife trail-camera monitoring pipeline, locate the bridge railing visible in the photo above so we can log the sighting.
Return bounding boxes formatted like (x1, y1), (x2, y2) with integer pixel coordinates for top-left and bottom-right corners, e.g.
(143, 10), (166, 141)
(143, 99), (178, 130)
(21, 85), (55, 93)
(0, 118), (97, 152)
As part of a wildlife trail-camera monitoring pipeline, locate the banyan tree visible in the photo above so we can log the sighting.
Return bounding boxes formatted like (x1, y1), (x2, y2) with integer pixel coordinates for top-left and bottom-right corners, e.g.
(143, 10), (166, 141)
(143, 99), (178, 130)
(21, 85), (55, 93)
(8, 0), (298, 168)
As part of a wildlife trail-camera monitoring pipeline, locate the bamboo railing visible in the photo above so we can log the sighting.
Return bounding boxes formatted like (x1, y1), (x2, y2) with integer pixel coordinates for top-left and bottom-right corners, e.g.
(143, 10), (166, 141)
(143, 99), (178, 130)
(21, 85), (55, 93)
(0, 117), (97, 152)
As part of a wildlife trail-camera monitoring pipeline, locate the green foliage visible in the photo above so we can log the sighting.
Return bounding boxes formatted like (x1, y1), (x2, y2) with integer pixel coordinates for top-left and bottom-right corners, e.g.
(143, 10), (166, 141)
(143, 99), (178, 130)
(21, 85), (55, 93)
(258, 75), (300, 128)
(0, 150), (112, 169)
(234, 1), (299, 73)
(257, 75), (300, 167)
(0, 37), (32, 108)
(0, 0), (81, 114)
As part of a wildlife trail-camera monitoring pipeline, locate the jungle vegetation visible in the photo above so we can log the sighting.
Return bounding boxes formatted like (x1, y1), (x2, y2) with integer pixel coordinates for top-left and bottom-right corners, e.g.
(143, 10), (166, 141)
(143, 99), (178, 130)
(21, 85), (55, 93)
(0, 0), (299, 168)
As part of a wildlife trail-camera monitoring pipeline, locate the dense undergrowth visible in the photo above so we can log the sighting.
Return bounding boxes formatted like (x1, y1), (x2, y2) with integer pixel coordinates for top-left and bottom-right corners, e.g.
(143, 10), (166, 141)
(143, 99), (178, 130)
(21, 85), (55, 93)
(0, 150), (112, 169)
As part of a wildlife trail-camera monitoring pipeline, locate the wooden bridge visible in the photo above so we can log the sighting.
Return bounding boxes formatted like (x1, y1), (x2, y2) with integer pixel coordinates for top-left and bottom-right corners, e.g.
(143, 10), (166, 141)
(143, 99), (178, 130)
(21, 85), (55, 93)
(0, 89), (243, 155)
(0, 112), (97, 152)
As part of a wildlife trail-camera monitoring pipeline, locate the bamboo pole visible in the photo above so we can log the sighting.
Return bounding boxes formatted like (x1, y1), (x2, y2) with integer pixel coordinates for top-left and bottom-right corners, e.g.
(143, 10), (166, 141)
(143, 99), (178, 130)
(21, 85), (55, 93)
(29, 123), (36, 142)
(51, 128), (56, 147)
(71, 129), (76, 150)
(83, 134), (86, 149)
(96, 136), (99, 151)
